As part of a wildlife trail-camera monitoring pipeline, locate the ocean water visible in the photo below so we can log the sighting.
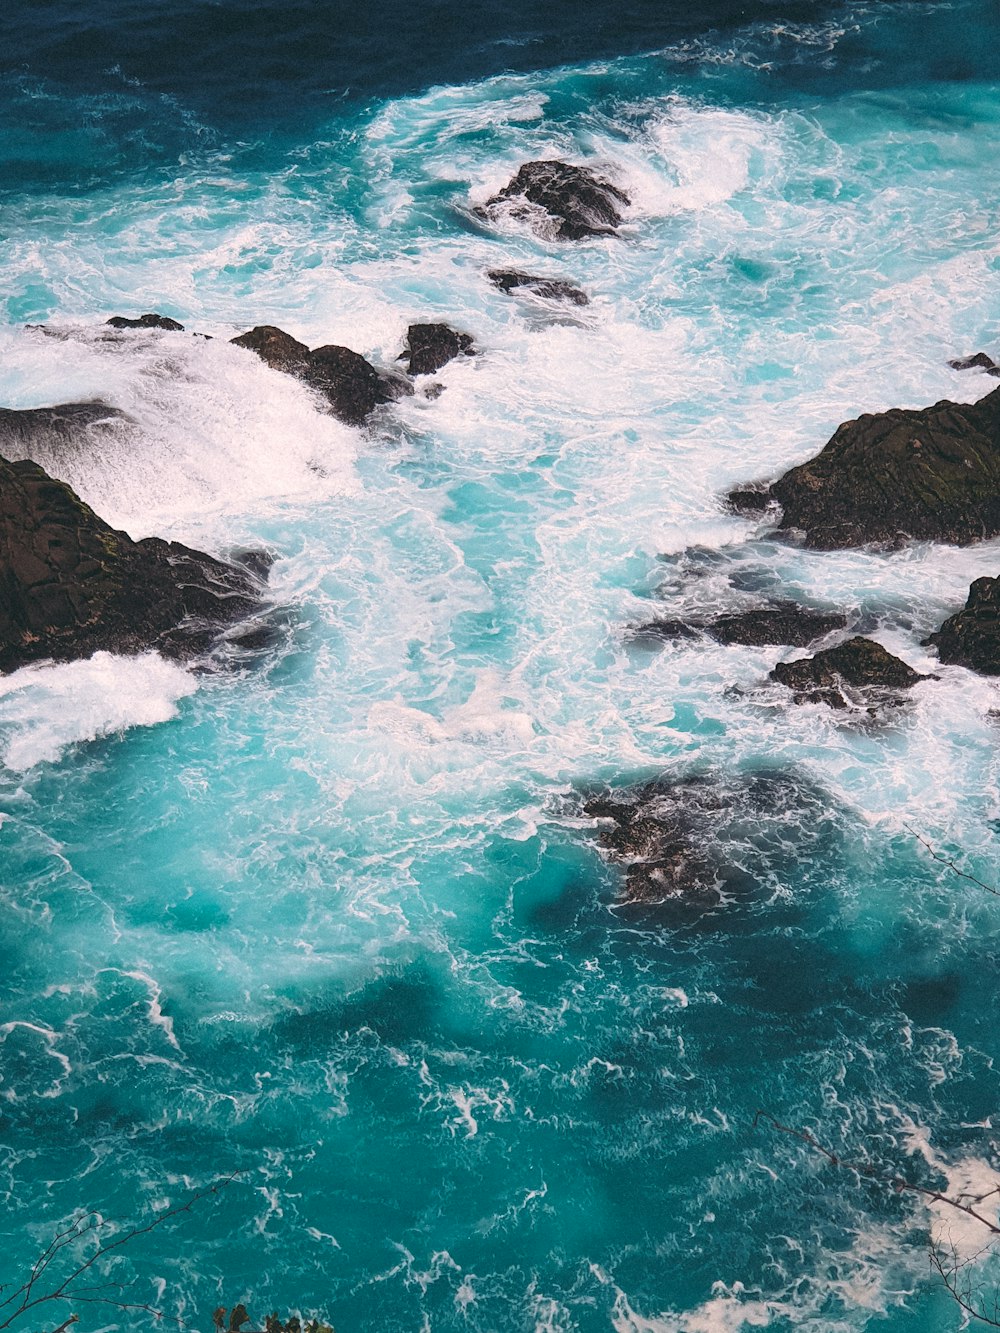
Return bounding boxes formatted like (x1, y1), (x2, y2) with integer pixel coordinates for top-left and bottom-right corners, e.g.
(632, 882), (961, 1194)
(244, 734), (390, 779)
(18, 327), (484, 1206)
(3, 1), (1000, 1329)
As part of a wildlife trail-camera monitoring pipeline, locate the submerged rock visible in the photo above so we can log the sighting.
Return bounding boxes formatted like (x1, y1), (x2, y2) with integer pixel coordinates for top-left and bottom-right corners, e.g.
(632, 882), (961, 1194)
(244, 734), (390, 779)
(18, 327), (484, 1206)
(487, 268), (590, 306)
(0, 455), (265, 673)
(728, 386), (1000, 548)
(107, 313), (185, 331)
(924, 576), (1000, 674)
(636, 602), (847, 648)
(231, 325), (412, 426)
(949, 352), (1000, 377)
(770, 636), (927, 708)
(476, 160), (630, 240)
(398, 323), (477, 376)
(582, 769), (838, 911)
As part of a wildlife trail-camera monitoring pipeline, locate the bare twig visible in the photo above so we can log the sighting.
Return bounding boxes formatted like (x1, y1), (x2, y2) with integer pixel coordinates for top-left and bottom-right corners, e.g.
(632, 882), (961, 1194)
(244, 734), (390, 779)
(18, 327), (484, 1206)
(904, 824), (1000, 898)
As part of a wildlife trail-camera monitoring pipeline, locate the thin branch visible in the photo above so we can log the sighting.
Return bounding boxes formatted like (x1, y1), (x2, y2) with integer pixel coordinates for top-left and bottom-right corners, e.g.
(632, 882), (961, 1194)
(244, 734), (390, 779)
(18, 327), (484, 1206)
(753, 1112), (1000, 1234)
(0, 1173), (240, 1333)
(904, 824), (1000, 898)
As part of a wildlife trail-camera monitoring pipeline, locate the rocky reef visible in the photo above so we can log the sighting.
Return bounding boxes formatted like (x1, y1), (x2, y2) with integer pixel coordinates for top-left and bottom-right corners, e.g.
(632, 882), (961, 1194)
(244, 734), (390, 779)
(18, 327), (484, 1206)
(475, 160), (630, 240)
(729, 386), (1000, 549)
(106, 313), (185, 331)
(770, 636), (928, 709)
(0, 455), (265, 673)
(924, 577), (1000, 675)
(635, 601), (847, 648)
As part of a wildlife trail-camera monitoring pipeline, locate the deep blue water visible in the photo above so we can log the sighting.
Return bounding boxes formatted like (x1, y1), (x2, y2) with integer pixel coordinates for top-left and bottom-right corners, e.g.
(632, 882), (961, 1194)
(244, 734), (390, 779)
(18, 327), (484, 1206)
(3, 1), (1000, 1330)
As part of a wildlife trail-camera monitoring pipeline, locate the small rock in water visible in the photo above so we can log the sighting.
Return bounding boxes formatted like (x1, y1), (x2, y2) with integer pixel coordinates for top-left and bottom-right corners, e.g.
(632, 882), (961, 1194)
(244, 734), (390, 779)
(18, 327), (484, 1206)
(924, 576), (1000, 675)
(487, 268), (590, 306)
(770, 636), (928, 708)
(398, 323), (477, 376)
(475, 160), (630, 240)
(948, 352), (1000, 376)
(106, 313), (185, 331)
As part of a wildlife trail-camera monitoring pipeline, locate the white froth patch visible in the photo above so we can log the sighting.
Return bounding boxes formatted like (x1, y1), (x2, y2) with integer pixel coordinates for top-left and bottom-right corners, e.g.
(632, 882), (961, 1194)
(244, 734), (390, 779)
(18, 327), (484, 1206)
(0, 651), (198, 771)
(1, 327), (358, 539)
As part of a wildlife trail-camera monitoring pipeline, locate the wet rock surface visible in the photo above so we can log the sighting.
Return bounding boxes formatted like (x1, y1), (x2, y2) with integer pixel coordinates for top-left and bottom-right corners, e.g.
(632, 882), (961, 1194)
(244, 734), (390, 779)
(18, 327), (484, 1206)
(398, 323), (477, 376)
(949, 352), (1000, 377)
(476, 160), (630, 240)
(924, 576), (1000, 675)
(770, 635), (928, 708)
(581, 769), (838, 913)
(106, 313), (185, 331)
(0, 403), (131, 462)
(728, 386), (1000, 548)
(231, 325), (412, 425)
(487, 268), (590, 305)
(0, 455), (265, 673)
(635, 602), (848, 648)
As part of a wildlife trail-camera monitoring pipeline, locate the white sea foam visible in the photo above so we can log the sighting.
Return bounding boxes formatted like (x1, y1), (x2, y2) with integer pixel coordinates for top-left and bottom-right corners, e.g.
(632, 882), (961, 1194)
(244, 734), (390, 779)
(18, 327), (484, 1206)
(0, 651), (198, 770)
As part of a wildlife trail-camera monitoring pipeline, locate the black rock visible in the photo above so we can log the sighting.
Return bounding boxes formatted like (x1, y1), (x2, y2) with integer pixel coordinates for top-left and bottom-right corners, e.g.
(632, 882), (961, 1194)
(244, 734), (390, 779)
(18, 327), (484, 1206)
(230, 325), (309, 373)
(727, 386), (1000, 549)
(636, 602), (847, 648)
(305, 344), (412, 426)
(0, 455), (264, 674)
(475, 160), (630, 240)
(398, 323), (477, 376)
(924, 576), (1000, 674)
(949, 352), (1000, 376)
(231, 325), (412, 425)
(770, 636), (927, 708)
(582, 769), (838, 911)
(487, 268), (590, 306)
(107, 313), (185, 331)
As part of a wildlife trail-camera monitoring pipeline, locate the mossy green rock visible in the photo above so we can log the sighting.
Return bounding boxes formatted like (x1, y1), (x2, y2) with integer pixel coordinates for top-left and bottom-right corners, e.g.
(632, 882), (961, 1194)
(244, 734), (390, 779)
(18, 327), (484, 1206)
(925, 576), (1000, 674)
(0, 455), (262, 673)
(730, 386), (1000, 548)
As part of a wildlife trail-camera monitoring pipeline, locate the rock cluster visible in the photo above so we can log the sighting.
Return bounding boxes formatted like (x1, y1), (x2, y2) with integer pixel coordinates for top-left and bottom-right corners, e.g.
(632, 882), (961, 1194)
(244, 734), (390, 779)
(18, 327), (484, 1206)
(475, 160), (630, 240)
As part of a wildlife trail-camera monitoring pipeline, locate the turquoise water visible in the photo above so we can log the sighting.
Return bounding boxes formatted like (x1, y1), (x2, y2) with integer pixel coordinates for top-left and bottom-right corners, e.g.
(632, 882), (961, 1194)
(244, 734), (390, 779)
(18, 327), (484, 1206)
(3, 2), (1000, 1328)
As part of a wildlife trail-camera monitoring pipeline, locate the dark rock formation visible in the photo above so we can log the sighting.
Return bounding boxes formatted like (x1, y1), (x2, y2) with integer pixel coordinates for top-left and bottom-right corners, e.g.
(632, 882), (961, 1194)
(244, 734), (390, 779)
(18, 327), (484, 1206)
(635, 602), (847, 648)
(398, 323), (477, 376)
(0, 455), (264, 673)
(728, 386), (1000, 549)
(770, 636), (927, 708)
(487, 269), (590, 306)
(924, 577), (1000, 674)
(231, 326), (411, 426)
(0, 403), (130, 463)
(230, 325), (309, 373)
(307, 344), (411, 426)
(949, 352), (1000, 377)
(475, 160), (630, 240)
(582, 769), (838, 911)
(106, 313), (185, 331)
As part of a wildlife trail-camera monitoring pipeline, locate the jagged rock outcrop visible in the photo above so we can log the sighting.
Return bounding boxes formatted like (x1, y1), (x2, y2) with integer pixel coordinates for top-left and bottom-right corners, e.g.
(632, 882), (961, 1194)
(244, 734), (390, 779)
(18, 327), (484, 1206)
(231, 326), (412, 426)
(770, 636), (927, 708)
(924, 577), (1000, 674)
(0, 455), (264, 673)
(398, 323), (477, 376)
(0, 403), (130, 462)
(949, 352), (1000, 377)
(635, 602), (847, 648)
(487, 269), (590, 306)
(106, 313), (185, 331)
(728, 386), (1000, 548)
(581, 769), (837, 910)
(475, 160), (630, 240)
